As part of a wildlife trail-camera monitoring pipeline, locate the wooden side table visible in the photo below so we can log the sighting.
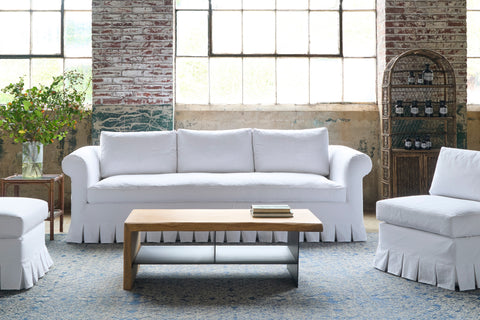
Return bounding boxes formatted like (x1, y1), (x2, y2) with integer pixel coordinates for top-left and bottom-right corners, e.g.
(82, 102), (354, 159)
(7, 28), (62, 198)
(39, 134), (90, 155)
(1, 174), (64, 240)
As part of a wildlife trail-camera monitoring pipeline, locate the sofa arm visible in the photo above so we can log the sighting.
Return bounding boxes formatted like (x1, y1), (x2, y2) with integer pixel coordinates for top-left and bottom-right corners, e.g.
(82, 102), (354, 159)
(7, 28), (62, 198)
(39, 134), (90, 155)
(62, 146), (101, 203)
(328, 145), (372, 189)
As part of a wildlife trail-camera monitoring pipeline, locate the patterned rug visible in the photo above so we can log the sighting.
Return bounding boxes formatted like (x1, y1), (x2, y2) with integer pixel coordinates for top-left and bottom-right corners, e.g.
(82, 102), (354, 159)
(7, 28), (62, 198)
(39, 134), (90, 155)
(1, 234), (479, 320)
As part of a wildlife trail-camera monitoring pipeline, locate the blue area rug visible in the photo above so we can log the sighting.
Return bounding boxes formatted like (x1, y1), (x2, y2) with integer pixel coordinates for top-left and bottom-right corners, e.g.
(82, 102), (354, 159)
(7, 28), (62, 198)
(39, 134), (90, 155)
(1, 233), (479, 320)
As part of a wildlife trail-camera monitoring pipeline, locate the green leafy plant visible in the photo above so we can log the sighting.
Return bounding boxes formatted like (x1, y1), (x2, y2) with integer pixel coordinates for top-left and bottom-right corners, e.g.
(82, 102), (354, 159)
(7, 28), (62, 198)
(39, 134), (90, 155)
(0, 70), (90, 145)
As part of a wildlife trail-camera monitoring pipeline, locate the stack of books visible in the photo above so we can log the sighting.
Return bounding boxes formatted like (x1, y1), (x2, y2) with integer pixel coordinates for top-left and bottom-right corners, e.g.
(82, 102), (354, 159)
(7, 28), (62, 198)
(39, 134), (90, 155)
(250, 204), (293, 218)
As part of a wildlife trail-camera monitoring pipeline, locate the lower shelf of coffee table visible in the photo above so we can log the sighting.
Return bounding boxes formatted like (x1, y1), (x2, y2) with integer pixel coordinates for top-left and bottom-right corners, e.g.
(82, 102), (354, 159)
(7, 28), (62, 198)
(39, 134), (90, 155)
(134, 245), (297, 265)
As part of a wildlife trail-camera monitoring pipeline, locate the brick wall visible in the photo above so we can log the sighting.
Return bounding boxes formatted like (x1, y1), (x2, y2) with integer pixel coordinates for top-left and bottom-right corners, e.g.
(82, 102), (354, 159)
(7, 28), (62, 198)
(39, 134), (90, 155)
(91, 0), (174, 142)
(378, 0), (467, 147)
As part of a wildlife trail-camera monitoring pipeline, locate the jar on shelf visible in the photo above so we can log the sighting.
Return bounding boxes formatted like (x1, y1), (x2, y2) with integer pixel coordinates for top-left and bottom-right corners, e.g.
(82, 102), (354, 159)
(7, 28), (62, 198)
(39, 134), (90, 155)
(424, 100), (434, 117)
(404, 138), (413, 150)
(409, 100), (419, 117)
(394, 100), (404, 117)
(439, 100), (448, 117)
(423, 63), (433, 85)
(407, 71), (416, 85)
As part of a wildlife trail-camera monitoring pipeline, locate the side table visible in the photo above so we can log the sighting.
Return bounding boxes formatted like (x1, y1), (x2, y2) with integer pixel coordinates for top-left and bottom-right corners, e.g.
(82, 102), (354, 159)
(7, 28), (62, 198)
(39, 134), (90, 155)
(1, 174), (64, 240)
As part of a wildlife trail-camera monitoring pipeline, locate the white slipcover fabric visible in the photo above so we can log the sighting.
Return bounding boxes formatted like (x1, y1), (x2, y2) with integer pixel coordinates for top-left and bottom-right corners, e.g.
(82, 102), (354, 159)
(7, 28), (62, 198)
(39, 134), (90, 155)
(429, 147), (480, 202)
(253, 128), (329, 175)
(374, 223), (480, 291)
(0, 197), (49, 238)
(377, 195), (480, 238)
(0, 198), (53, 290)
(177, 128), (254, 173)
(87, 172), (346, 204)
(62, 133), (373, 244)
(100, 131), (177, 178)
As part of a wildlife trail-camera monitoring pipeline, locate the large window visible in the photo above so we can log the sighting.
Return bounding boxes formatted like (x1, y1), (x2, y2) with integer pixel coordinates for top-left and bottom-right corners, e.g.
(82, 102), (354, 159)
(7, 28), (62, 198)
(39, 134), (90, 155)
(0, 0), (92, 105)
(468, 0), (480, 104)
(175, 0), (376, 105)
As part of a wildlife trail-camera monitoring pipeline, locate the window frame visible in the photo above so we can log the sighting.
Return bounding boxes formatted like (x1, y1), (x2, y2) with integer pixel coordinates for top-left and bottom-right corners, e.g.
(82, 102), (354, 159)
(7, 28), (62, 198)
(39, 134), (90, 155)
(0, 3), (65, 59)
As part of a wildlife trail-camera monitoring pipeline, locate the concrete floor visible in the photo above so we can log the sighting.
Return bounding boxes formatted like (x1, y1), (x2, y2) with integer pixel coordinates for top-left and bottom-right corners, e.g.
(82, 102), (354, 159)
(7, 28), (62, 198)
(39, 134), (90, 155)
(46, 211), (380, 237)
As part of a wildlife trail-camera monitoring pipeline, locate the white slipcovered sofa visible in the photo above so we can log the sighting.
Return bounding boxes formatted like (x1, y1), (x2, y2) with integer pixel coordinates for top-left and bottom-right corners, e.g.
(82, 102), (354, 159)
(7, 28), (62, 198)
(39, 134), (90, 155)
(62, 128), (372, 244)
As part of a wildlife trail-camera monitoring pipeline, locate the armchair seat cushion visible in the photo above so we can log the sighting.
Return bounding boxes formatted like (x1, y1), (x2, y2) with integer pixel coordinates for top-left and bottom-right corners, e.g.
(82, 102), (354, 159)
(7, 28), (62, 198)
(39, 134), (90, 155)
(87, 172), (346, 204)
(376, 195), (480, 238)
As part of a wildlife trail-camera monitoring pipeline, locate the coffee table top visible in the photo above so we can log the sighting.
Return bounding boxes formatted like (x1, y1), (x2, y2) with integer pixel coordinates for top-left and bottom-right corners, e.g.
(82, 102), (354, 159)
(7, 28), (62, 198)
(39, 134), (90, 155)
(125, 209), (323, 232)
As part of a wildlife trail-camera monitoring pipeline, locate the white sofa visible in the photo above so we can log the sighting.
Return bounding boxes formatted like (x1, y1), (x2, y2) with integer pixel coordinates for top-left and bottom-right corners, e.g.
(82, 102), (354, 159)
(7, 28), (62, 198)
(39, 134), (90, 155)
(62, 128), (372, 244)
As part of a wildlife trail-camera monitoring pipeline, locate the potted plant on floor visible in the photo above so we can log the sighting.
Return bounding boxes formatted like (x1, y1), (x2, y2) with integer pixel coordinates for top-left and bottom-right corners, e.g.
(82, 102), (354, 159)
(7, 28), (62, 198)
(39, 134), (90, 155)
(0, 71), (90, 178)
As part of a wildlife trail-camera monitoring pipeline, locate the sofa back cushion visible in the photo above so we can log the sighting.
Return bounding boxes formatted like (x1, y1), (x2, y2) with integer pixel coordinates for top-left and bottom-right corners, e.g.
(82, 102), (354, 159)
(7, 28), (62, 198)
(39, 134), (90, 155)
(253, 128), (329, 175)
(429, 147), (480, 201)
(177, 128), (254, 173)
(100, 131), (177, 178)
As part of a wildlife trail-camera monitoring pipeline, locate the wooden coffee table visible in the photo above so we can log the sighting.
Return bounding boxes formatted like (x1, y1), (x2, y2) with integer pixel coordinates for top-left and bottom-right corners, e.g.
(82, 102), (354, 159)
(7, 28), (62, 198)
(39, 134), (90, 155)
(123, 209), (323, 290)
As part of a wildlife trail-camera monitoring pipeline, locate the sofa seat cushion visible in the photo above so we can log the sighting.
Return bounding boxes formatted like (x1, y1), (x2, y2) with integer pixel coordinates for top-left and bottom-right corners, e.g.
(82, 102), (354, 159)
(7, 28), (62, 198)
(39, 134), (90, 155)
(0, 197), (48, 238)
(377, 195), (480, 238)
(87, 172), (346, 204)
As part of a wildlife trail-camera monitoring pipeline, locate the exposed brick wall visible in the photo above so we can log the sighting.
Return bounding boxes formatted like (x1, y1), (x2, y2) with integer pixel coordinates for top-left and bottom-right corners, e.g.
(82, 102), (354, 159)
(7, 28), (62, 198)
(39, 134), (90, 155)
(378, 0), (467, 147)
(91, 0), (174, 142)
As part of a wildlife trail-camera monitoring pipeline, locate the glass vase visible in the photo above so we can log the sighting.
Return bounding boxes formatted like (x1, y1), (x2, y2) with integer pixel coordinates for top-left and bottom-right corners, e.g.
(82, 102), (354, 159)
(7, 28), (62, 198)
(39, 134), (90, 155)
(22, 141), (43, 179)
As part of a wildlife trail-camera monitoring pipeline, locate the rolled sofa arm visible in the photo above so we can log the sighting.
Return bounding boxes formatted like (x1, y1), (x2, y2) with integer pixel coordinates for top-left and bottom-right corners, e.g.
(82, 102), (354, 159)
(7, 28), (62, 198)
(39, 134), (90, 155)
(62, 146), (101, 203)
(328, 145), (372, 189)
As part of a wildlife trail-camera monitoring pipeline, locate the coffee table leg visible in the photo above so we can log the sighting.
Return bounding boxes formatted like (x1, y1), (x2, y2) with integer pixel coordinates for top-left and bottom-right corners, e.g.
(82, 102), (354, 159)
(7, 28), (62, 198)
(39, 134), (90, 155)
(124, 228), (140, 290)
(287, 231), (299, 287)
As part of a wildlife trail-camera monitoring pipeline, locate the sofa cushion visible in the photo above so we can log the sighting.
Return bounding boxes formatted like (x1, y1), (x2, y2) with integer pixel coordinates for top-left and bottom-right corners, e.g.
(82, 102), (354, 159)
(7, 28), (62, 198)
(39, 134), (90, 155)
(253, 128), (329, 175)
(0, 197), (48, 238)
(377, 195), (480, 238)
(87, 172), (346, 204)
(177, 128), (254, 173)
(429, 147), (480, 202)
(100, 131), (177, 178)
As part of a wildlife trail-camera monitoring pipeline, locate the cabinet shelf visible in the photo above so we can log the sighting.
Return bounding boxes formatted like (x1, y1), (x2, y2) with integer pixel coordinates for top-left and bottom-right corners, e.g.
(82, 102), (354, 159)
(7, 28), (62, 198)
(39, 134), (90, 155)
(381, 49), (456, 199)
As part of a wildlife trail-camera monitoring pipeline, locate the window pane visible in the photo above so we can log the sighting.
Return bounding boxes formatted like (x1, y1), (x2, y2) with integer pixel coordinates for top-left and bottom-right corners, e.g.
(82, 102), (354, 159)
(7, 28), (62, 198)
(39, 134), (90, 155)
(243, 0), (275, 10)
(277, 12), (308, 54)
(343, 0), (376, 10)
(468, 0), (480, 9)
(0, 1), (30, 10)
(310, 58), (342, 103)
(31, 0), (62, 10)
(32, 12), (61, 55)
(277, 0), (308, 10)
(65, 58), (93, 105)
(65, 12), (92, 57)
(176, 11), (208, 56)
(344, 58), (376, 102)
(244, 58), (275, 104)
(343, 12), (376, 57)
(212, 11), (242, 54)
(0, 12), (30, 55)
(211, 0), (241, 10)
(468, 12), (480, 57)
(65, 0), (92, 10)
(0, 59), (30, 104)
(176, 0), (208, 9)
(210, 58), (242, 104)
(277, 58), (309, 104)
(31, 59), (63, 88)
(310, 0), (339, 10)
(243, 11), (275, 54)
(468, 58), (480, 104)
(175, 58), (209, 104)
(310, 12), (340, 54)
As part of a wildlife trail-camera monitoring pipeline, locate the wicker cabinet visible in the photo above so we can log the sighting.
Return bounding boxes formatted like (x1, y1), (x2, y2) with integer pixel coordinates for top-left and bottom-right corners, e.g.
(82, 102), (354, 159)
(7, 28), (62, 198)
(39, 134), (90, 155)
(381, 49), (456, 199)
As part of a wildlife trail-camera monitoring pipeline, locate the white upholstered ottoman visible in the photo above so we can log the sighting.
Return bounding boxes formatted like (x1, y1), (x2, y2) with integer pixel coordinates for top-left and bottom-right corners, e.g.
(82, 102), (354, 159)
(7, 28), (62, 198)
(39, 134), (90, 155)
(0, 197), (53, 290)
(374, 147), (480, 291)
